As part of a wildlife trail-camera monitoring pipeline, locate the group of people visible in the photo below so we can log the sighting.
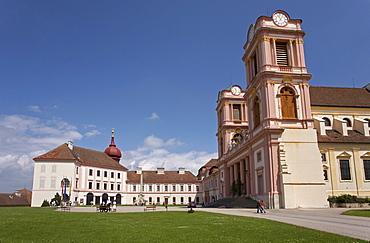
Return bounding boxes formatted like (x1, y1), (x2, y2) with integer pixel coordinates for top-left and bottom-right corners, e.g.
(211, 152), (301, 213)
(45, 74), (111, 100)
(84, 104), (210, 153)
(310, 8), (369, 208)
(256, 200), (266, 213)
(93, 200), (117, 212)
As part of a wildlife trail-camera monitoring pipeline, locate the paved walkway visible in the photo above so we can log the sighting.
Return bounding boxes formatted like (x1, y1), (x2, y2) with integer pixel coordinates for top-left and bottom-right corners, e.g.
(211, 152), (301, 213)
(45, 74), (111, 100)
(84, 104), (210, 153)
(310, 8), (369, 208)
(68, 206), (370, 241)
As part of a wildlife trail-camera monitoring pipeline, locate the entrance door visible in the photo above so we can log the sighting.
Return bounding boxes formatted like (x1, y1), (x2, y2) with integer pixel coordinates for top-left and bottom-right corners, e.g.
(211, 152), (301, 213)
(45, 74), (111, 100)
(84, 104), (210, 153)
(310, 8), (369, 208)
(164, 197), (168, 205)
(102, 193), (108, 203)
(86, 193), (93, 205)
(116, 194), (122, 205)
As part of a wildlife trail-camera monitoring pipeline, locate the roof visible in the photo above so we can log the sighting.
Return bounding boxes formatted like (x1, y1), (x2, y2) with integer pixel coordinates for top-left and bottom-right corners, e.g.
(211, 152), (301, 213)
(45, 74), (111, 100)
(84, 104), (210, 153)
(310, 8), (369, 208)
(126, 171), (200, 183)
(0, 188), (32, 207)
(317, 130), (370, 144)
(310, 86), (370, 108)
(33, 143), (128, 171)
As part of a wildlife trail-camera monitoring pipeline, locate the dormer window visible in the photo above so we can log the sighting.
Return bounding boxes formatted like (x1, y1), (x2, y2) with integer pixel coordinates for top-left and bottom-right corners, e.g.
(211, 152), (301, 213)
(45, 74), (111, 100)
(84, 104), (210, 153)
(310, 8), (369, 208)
(323, 117), (331, 126)
(343, 118), (352, 127)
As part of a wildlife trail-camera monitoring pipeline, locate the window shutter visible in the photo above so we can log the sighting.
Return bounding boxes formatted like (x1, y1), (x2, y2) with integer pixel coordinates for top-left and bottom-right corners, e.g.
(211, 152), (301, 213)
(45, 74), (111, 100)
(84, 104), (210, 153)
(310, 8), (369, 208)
(276, 42), (288, 66)
(233, 104), (241, 120)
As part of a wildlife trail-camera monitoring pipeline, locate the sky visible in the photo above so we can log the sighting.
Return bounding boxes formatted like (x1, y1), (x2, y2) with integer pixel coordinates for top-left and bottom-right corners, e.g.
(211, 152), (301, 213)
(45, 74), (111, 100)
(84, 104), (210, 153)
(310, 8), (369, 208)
(1, 1), (370, 192)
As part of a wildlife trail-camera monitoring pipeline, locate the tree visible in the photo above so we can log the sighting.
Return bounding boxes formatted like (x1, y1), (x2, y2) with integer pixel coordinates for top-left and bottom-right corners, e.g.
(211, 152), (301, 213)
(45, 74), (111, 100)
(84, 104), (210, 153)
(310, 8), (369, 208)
(50, 192), (62, 206)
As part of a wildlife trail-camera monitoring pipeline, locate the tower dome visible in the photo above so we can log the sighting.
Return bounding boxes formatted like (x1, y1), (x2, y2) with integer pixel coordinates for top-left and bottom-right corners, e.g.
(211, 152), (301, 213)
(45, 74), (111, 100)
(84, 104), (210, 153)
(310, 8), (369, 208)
(104, 128), (122, 163)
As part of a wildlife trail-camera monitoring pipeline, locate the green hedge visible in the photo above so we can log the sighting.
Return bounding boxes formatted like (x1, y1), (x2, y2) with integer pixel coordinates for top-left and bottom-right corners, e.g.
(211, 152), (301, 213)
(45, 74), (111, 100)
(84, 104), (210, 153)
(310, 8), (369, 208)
(328, 194), (370, 203)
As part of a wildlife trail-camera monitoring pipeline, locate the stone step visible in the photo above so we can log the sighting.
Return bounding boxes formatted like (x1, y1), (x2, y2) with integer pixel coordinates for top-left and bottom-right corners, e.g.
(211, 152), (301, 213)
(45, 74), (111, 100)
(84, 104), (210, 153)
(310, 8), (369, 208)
(205, 197), (258, 208)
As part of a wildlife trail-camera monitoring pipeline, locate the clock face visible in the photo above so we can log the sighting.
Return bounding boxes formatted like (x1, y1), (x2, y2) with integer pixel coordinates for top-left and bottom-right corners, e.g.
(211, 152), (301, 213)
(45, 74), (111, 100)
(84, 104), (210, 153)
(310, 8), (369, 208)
(231, 86), (241, 95)
(273, 12), (288, 27)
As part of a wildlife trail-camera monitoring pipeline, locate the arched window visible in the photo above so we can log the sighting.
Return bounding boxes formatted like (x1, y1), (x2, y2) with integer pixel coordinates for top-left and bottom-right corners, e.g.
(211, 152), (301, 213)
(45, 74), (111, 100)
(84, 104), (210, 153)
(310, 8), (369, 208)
(253, 97), (260, 128)
(343, 118), (352, 127)
(323, 117), (331, 126)
(280, 87), (297, 119)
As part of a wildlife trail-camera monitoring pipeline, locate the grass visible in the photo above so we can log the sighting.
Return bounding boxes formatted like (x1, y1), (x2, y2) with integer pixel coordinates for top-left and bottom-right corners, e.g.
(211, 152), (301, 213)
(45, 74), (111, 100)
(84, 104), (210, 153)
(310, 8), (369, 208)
(342, 209), (370, 217)
(0, 207), (367, 243)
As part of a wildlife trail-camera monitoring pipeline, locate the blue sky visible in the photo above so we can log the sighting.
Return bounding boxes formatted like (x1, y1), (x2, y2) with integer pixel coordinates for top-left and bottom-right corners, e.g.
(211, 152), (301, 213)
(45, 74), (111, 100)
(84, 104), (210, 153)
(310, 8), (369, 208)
(1, 1), (369, 192)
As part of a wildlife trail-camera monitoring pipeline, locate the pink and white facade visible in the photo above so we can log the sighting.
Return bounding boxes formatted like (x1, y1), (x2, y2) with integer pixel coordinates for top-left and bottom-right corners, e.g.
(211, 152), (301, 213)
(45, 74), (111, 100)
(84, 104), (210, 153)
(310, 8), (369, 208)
(216, 11), (329, 209)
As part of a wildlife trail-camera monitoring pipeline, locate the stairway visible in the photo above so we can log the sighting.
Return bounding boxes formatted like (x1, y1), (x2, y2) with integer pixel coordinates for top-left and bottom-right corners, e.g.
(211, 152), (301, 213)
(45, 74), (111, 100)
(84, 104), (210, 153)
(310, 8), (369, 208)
(205, 197), (257, 208)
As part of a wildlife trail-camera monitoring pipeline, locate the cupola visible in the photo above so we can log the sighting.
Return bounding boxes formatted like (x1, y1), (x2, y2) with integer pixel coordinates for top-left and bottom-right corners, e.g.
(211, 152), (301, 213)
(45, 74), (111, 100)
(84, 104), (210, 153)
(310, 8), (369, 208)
(104, 128), (122, 163)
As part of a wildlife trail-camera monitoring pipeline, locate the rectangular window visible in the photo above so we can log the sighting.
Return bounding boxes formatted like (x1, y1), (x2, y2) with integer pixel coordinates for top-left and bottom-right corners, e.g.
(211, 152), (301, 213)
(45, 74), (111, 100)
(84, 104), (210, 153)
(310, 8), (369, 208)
(88, 182), (93, 189)
(76, 167), (79, 174)
(89, 169), (93, 176)
(133, 185), (136, 192)
(165, 185), (168, 191)
(364, 160), (370, 180)
(180, 197), (184, 204)
(104, 183), (107, 190)
(39, 178), (45, 188)
(321, 153), (327, 162)
(149, 185), (152, 191)
(196, 186), (199, 192)
(233, 104), (241, 121)
(149, 197), (152, 203)
(173, 197), (176, 204)
(111, 184), (114, 190)
(157, 185), (160, 191)
(96, 182), (100, 190)
(50, 178), (56, 189)
(157, 197), (160, 203)
(117, 173), (121, 179)
(173, 185), (176, 191)
(180, 185), (184, 192)
(52, 164), (57, 173)
(97, 170), (100, 177)
(340, 159), (351, 180)
(75, 179), (78, 189)
(257, 152), (262, 162)
(251, 53), (258, 77)
(117, 184), (120, 191)
(111, 172), (114, 178)
(41, 164), (46, 173)
(188, 185), (191, 192)
(104, 171), (108, 177)
(276, 42), (288, 66)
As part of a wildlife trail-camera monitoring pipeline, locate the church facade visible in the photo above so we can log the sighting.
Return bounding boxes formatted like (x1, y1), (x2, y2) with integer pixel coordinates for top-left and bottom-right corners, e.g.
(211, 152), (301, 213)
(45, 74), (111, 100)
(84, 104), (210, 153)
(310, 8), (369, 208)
(215, 10), (370, 209)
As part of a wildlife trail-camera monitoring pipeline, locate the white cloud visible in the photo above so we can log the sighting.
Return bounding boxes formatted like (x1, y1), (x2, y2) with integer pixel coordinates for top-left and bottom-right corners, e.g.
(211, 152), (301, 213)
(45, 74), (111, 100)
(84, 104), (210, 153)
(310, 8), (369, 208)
(0, 114), (83, 192)
(147, 112), (159, 120)
(85, 129), (101, 137)
(121, 135), (217, 175)
(27, 105), (41, 113)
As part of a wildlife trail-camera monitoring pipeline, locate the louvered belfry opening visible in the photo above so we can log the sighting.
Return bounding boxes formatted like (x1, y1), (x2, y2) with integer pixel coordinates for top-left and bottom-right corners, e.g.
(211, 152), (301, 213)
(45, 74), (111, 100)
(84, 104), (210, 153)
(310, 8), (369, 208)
(276, 42), (288, 66)
(233, 104), (241, 121)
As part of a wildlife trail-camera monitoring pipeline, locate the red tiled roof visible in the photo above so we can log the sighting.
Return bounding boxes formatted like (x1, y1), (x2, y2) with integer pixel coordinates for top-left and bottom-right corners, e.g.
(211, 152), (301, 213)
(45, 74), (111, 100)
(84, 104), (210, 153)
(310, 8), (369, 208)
(126, 171), (200, 183)
(317, 130), (370, 144)
(310, 86), (370, 108)
(33, 143), (128, 171)
(0, 188), (32, 206)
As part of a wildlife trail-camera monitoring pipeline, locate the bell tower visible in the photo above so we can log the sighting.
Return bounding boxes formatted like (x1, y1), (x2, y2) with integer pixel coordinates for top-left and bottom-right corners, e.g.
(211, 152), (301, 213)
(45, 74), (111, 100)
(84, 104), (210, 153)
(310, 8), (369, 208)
(241, 10), (328, 208)
(216, 85), (247, 158)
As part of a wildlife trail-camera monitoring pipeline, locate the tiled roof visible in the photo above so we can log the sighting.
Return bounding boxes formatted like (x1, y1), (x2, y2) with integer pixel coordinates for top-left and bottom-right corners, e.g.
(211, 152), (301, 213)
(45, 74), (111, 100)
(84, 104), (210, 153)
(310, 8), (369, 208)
(205, 159), (218, 167)
(317, 130), (370, 144)
(33, 143), (128, 171)
(126, 171), (200, 183)
(0, 188), (32, 206)
(310, 86), (370, 108)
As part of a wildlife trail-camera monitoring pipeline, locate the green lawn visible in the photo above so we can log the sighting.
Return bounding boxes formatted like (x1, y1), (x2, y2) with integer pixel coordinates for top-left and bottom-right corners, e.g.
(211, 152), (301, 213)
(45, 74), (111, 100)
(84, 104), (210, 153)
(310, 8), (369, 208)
(342, 209), (370, 217)
(0, 207), (366, 242)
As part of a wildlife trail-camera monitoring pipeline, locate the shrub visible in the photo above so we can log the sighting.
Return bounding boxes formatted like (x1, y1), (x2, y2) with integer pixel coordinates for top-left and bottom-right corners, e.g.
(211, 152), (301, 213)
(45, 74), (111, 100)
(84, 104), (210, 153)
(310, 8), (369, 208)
(328, 194), (370, 204)
(41, 200), (50, 207)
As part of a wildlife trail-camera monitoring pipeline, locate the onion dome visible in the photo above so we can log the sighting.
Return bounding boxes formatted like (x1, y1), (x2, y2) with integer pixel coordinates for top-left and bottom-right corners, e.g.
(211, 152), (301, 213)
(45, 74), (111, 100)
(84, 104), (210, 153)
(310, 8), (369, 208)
(104, 128), (122, 163)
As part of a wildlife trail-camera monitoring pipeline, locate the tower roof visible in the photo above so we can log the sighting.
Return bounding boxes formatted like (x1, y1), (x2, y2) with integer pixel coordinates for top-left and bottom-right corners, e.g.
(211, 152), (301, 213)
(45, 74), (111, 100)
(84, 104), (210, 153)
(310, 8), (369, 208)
(104, 128), (122, 163)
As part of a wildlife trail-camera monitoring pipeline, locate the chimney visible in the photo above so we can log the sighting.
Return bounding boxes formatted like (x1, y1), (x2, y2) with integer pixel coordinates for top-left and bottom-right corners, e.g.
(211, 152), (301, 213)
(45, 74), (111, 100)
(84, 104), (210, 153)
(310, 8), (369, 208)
(67, 141), (73, 150)
(157, 167), (165, 174)
(178, 167), (185, 175)
(136, 167), (142, 174)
